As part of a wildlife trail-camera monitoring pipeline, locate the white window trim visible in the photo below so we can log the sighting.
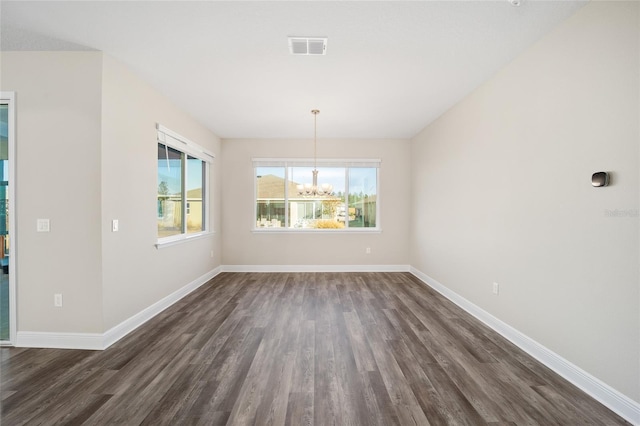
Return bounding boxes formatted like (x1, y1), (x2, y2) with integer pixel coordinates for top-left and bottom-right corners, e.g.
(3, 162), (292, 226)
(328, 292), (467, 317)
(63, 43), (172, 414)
(253, 158), (380, 168)
(155, 231), (215, 249)
(156, 124), (213, 247)
(157, 124), (215, 161)
(0, 92), (16, 346)
(253, 158), (381, 232)
(252, 228), (383, 234)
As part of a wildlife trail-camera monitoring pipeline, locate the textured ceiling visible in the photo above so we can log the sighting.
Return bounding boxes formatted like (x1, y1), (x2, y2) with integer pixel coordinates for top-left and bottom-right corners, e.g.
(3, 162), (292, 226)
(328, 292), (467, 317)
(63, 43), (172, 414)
(0, 1), (587, 139)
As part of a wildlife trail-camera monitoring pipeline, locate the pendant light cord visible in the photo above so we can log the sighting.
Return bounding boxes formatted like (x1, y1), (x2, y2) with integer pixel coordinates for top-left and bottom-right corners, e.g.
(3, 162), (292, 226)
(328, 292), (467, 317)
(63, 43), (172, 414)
(312, 109), (319, 171)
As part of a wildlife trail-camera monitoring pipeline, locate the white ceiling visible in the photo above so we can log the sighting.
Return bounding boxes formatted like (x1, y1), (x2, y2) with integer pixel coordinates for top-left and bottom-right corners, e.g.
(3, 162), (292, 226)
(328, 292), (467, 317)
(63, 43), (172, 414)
(1, 1), (587, 139)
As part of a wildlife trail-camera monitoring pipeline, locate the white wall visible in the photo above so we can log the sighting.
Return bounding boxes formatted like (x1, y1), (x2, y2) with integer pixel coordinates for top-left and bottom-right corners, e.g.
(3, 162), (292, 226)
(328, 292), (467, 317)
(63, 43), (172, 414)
(1, 52), (104, 333)
(0, 51), (223, 335)
(100, 55), (222, 330)
(221, 138), (410, 267)
(410, 1), (639, 403)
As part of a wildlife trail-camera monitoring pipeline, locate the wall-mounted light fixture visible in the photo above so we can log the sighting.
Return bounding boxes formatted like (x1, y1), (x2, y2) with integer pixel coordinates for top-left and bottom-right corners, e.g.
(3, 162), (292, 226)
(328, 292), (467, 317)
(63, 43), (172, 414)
(592, 172), (610, 187)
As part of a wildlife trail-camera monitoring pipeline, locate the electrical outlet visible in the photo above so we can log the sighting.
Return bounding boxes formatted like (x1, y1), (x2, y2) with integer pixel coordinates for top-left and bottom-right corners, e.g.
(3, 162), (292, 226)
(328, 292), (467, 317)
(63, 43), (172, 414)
(365, 247), (371, 254)
(492, 282), (499, 295)
(54, 293), (63, 307)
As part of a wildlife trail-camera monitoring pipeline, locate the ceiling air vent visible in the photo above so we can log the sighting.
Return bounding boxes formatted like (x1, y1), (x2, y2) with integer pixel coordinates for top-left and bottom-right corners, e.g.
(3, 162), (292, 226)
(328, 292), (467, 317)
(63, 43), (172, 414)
(288, 37), (327, 56)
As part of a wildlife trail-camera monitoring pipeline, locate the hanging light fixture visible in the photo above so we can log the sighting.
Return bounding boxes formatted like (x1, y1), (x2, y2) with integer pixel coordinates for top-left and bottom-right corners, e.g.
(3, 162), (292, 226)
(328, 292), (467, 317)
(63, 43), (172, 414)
(297, 109), (333, 197)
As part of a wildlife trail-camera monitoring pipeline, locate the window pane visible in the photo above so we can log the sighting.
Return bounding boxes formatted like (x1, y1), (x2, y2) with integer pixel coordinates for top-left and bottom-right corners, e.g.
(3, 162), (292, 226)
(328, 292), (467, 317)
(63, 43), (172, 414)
(157, 143), (183, 237)
(348, 167), (377, 228)
(289, 166), (345, 229)
(253, 161), (380, 231)
(0, 104), (8, 341)
(186, 156), (205, 234)
(256, 167), (286, 228)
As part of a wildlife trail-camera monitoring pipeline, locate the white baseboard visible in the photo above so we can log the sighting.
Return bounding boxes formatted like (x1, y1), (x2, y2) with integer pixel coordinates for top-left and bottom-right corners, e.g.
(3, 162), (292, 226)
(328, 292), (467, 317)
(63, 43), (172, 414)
(15, 331), (104, 350)
(16, 266), (223, 351)
(102, 266), (223, 349)
(410, 267), (640, 426)
(221, 264), (411, 273)
(15, 265), (398, 350)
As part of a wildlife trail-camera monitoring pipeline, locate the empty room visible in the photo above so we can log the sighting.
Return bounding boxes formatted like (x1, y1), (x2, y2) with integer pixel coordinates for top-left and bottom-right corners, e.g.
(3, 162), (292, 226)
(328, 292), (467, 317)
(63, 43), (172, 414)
(0, 0), (638, 424)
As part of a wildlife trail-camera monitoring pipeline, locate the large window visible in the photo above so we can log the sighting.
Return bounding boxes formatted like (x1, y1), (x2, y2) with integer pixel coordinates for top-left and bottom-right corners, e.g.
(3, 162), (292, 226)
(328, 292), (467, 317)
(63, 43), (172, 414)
(157, 125), (213, 243)
(254, 159), (379, 231)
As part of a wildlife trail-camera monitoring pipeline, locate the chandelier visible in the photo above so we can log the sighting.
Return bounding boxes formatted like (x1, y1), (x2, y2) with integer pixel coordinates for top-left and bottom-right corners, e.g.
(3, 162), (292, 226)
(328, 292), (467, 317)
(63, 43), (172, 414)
(297, 109), (334, 197)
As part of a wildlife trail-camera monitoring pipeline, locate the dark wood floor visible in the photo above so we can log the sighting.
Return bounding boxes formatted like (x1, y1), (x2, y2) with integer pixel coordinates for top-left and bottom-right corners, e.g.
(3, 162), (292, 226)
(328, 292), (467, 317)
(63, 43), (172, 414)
(0, 272), (630, 425)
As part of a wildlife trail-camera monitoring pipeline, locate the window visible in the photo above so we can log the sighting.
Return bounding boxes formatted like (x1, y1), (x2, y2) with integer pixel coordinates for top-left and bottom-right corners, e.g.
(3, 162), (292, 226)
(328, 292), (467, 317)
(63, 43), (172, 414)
(254, 159), (379, 231)
(157, 125), (213, 244)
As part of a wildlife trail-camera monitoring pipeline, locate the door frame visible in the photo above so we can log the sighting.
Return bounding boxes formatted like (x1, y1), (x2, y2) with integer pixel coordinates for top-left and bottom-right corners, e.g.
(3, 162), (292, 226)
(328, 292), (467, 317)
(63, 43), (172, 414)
(0, 92), (16, 346)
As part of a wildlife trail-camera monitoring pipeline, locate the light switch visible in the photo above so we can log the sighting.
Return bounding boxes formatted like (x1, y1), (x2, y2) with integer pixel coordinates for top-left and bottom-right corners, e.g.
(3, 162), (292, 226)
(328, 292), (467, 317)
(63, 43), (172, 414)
(112, 219), (119, 232)
(37, 219), (50, 232)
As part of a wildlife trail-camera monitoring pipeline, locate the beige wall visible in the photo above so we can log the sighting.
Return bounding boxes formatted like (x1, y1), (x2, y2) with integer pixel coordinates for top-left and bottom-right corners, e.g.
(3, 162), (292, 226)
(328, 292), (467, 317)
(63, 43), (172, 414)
(1, 52), (104, 333)
(410, 1), (639, 402)
(0, 51), (222, 334)
(221, 138), (410, 266)
(100, 55), (221, 330)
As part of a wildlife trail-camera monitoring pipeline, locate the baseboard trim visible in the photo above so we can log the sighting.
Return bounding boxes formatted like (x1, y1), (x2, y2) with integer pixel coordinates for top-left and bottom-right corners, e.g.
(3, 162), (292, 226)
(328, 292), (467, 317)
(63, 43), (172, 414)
(16, 331), (104, 350)
(102, 266), (223, 349)
(221, 264), (411, 273)
(16, 266), (223, 351)
(409, 267), (640, 425)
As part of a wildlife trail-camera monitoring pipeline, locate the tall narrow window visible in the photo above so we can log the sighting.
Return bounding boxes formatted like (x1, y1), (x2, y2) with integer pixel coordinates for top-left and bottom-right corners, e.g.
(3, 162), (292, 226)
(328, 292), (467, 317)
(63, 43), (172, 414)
(348, 167), (377, 228)
(0, 92), (15, 345)
(256, 167), (286, 228)
(157, 125), (213, 244)
(157, 144), (183, 238)
(186, 155), (205, 234)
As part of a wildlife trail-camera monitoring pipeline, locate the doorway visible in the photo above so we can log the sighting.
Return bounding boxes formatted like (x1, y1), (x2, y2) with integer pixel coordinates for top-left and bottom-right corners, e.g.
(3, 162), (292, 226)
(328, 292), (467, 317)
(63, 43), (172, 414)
(0, 92), (16, 345)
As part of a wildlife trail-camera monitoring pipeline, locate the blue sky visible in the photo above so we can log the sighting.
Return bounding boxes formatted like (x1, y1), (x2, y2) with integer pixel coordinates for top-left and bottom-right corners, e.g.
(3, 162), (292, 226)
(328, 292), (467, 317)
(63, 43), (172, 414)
(257, 166), (376, 195)
(159, 158), (204, 195)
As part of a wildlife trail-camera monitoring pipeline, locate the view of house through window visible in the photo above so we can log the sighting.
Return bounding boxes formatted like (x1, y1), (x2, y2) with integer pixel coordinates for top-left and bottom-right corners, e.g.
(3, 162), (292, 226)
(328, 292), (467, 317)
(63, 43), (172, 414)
(0, 101), (10, 342)
(186, 155), (205, 234)
(255, 160), (379, 230)
(158, 144), (183, 238)
(157, 125), (211, 242)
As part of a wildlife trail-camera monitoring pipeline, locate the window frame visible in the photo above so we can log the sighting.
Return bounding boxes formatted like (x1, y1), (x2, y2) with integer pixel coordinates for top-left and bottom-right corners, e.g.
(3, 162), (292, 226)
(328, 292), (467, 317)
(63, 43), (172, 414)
(0, 92), (16, 346)
(252, 158), (381, 233)
(156, 124), (214, 247)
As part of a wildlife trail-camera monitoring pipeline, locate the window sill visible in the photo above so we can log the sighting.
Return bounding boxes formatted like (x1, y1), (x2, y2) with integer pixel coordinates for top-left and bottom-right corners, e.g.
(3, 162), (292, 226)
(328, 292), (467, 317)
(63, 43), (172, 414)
(155, 231), (215, 249)
(251, 228), (381, 234)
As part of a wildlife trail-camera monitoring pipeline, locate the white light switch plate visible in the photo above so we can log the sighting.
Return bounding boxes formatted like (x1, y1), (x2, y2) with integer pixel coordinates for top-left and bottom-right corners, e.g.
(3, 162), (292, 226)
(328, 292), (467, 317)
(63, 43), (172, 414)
(37, 219), (50, 232)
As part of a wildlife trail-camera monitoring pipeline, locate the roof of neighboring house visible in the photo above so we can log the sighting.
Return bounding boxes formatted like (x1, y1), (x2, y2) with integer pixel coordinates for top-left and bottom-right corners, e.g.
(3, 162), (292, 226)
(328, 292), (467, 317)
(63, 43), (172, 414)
(256, 174), (376, 202)
(257, 174), (300, 199)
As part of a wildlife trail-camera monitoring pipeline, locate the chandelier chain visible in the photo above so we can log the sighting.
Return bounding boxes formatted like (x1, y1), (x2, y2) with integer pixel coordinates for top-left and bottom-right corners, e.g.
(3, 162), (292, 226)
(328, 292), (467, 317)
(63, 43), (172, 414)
(312, 109), (319, 171)
(297, 109), (331, 197)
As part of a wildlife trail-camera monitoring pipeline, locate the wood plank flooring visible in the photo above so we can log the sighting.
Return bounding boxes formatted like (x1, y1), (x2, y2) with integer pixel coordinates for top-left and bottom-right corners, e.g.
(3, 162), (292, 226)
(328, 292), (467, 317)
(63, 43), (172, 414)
(0, 272), (630, 425)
